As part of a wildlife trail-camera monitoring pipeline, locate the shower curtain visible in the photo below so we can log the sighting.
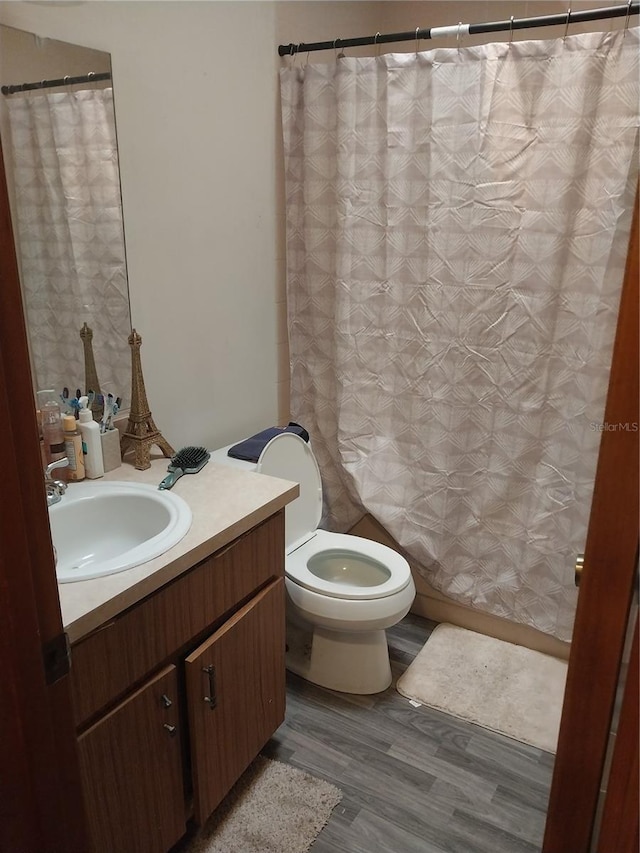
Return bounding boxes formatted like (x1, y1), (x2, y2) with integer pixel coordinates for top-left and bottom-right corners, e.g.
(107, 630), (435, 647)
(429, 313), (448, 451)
(280, 28), (639, 641)
(5, 88), (130, 400)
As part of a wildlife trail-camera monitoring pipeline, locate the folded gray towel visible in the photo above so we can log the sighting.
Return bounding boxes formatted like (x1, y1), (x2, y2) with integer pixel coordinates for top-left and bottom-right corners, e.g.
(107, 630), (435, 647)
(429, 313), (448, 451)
(227, 422), (309, 463)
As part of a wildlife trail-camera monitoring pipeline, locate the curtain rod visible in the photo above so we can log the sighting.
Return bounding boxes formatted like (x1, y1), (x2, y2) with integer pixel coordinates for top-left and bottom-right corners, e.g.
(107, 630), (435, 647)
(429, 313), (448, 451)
(278, 2), (638, 56)
(1, 71), (111, 96)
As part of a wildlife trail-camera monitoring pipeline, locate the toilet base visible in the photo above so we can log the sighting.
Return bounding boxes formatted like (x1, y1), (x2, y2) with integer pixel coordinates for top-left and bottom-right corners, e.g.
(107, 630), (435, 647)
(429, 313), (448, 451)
(286, 617), (392, 695)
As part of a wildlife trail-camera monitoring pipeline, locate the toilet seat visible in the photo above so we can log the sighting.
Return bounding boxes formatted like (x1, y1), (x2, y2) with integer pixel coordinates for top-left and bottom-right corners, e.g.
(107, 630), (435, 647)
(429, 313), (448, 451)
(287, 529), (413, 601)
(257, 434), (412, 601)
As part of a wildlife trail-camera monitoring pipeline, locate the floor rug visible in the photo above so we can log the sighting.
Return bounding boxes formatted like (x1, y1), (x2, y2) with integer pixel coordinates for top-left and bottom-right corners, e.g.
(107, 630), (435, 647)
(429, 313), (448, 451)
(185, 755), (342, 853)
(396, 623), (568, 753)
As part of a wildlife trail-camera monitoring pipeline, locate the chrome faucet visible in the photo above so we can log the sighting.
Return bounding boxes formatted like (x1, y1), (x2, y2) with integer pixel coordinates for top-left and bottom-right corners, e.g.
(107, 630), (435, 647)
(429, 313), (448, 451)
(45, 457), (69, 507)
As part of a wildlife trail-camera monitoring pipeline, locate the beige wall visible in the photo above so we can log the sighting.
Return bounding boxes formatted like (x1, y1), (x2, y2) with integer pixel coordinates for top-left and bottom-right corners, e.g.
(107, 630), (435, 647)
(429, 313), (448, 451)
(0, 1), (627, 450)
(0, 25), (110, 84)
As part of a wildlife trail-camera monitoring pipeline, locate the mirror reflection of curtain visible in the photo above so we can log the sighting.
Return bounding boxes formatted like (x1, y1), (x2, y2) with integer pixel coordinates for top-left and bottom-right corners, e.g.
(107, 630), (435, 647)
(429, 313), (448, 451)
(5, 87), (130, 401)
(280, 28), (640, 642)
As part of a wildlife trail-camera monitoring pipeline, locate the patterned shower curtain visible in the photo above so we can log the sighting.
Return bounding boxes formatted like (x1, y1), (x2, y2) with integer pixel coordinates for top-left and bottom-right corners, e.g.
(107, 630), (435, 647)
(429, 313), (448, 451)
(5, 88), (130, 401)
(280, 28), (639, 641)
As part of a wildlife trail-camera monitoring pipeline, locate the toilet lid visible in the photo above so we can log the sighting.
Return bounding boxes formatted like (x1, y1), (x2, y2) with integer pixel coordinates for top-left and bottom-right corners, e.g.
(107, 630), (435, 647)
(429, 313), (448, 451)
(257, 432), (323, 552)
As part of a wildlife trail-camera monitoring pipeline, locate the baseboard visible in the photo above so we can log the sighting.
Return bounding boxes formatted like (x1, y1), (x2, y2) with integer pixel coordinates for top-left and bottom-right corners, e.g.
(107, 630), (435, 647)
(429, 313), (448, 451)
(410, 588), (571, 661)
(348, 514), (571, 661)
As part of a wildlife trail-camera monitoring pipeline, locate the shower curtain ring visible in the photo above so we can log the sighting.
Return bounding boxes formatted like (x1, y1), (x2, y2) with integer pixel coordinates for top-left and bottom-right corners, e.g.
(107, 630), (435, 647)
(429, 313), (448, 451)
(509, 16), (515, 44)
(563, 6), (572, 40)
(457, 21), (463, 51)
(624, 0), (632, 34)
(415, 27), (420, 54)
(374, 32), (382, 57)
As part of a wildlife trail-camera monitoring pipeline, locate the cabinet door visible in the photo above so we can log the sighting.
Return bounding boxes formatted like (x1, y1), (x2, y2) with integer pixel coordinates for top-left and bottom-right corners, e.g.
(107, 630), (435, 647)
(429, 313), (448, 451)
(185, 577), (285, 823)
(77, 665), (185, 853)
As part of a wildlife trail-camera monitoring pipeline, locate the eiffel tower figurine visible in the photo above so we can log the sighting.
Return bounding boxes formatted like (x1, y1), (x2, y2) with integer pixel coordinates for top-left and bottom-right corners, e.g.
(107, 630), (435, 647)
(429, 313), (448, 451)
(79, 322), (103, 422)
(120, 329), (174, 470)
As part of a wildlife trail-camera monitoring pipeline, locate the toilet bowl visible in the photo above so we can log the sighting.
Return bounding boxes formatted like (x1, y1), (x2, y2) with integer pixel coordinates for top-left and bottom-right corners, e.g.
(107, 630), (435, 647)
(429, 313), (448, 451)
(256, 432), (415, 694)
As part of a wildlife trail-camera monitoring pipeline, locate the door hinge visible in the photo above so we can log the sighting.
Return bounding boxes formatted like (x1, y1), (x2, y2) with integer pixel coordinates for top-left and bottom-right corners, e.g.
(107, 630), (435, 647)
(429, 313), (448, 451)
(42, 632), (71, 685)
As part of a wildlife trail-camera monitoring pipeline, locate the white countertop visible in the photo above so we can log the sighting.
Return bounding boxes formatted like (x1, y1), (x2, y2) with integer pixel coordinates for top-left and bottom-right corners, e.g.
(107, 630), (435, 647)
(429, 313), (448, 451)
(58, 453), (298, 643)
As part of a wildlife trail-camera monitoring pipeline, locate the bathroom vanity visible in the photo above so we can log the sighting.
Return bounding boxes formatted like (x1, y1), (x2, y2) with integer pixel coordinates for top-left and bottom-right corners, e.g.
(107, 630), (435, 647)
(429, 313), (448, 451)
(58, 458), (298, 853)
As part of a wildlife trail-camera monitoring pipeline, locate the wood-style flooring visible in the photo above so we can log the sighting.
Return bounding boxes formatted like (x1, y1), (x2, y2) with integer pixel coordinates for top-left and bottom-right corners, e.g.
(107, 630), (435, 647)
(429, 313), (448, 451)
(263, 613), (555, 853)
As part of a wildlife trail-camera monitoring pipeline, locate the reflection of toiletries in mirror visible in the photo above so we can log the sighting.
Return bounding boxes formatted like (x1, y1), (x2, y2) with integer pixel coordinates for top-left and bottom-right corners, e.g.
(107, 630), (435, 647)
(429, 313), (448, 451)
(63, 415), (85, 481)
(78, 396), (104, 479)
(37, 389), (67, 474)
(60, 387), (71, 413)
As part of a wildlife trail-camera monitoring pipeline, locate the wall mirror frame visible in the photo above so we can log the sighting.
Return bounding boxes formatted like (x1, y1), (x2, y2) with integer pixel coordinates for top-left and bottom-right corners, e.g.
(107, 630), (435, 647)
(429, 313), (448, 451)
(0, 24), (132, 409)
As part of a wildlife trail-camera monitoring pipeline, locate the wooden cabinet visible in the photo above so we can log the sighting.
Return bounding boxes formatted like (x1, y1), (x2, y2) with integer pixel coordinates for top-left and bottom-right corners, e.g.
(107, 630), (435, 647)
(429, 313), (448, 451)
(77, 666), (184, 853)
(70, 511), (286, 853)
(70, 511), (285, 727)
(186, 579), (285, 822)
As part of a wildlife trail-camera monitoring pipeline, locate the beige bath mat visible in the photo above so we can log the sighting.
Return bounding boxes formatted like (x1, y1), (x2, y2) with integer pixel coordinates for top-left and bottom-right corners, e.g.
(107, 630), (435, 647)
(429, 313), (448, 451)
(397, 623), (568, 753)
(184, 755), (342, 853)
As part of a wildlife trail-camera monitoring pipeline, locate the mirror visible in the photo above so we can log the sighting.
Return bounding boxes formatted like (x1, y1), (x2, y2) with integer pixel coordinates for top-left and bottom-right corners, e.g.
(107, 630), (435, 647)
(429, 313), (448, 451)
(0, 25), (131, 407)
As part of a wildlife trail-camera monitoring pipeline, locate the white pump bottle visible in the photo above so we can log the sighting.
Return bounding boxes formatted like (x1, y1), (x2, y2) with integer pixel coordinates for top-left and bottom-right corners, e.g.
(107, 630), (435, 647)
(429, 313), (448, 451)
(78, 396), (105, 479)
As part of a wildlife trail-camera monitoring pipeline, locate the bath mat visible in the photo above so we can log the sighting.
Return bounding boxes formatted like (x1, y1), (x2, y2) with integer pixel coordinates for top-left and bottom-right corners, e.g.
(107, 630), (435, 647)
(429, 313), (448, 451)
(396, 623), (568, 753)
(184, 755), (342, 853)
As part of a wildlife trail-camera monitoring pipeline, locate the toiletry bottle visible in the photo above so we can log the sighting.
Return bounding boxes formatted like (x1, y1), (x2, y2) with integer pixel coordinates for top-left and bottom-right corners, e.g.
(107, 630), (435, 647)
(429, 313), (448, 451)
(37, 389), (67, 476)
(63, 415), (85, 481)
(78, 396), (104, 479)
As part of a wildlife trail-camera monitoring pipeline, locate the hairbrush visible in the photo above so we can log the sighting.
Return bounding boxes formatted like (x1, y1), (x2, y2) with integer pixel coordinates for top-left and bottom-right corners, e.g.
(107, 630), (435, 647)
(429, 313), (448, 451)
(158, 445), (210, 490)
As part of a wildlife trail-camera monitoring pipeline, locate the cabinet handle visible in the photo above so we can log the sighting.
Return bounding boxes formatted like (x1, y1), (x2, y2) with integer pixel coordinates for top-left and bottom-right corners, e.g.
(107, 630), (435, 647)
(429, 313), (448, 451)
(163, 723), (177, 736)
(160, 693), (173, 708)
(203, 664), (217, 710)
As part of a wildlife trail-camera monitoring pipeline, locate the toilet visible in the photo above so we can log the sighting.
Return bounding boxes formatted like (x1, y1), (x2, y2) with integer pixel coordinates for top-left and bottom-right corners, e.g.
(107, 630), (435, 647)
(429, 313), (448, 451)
(255, 432), (416, 694)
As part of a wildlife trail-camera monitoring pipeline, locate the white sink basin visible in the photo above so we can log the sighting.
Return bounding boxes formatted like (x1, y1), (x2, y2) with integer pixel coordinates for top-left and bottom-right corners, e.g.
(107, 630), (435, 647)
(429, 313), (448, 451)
(49, 481), (192, 583)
